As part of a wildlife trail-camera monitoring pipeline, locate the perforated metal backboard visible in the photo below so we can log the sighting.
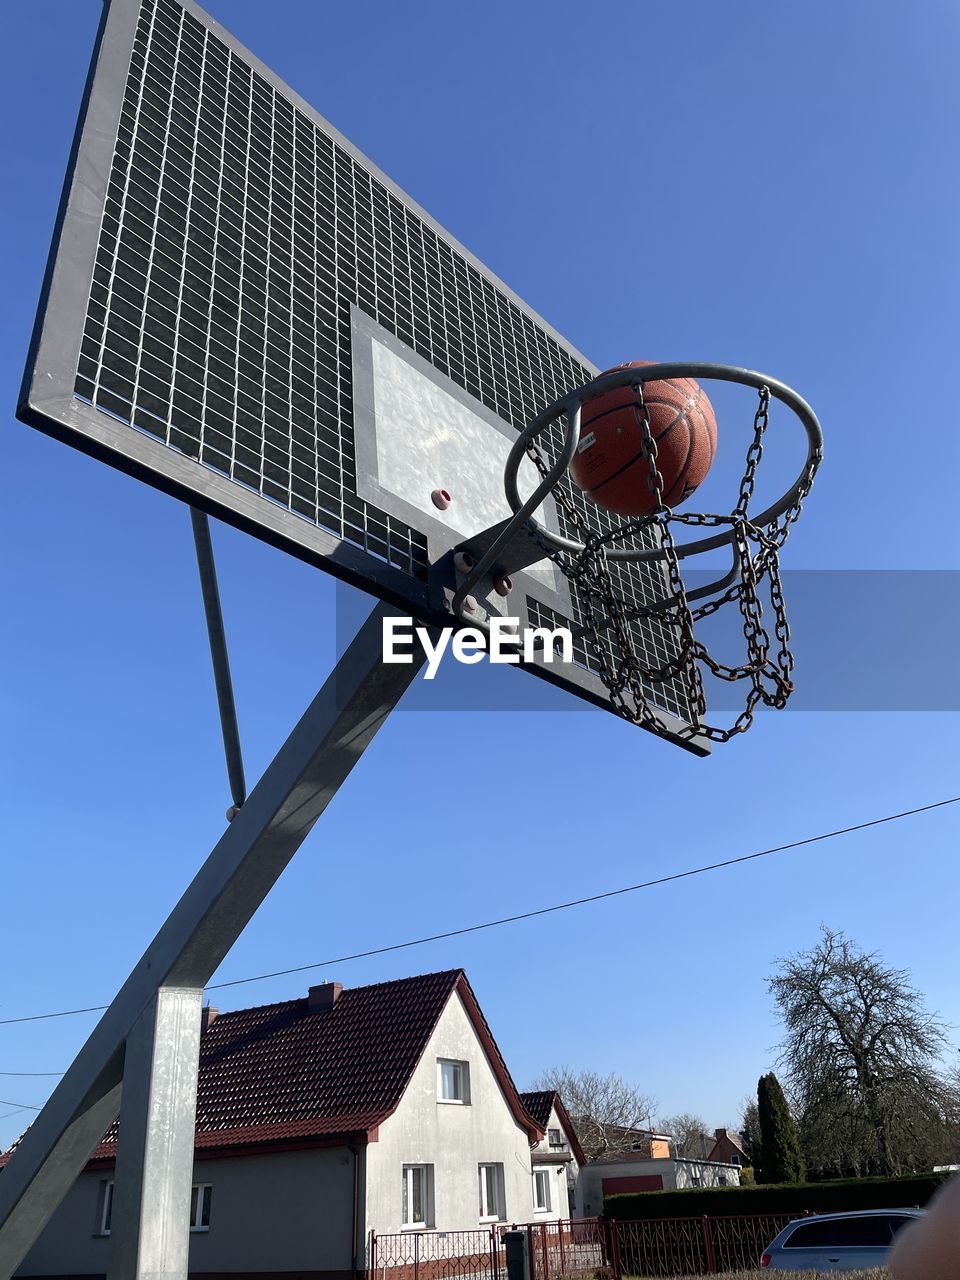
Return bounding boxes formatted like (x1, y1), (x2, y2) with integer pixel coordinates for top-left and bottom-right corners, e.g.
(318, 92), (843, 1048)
(18, 0), (707, 754)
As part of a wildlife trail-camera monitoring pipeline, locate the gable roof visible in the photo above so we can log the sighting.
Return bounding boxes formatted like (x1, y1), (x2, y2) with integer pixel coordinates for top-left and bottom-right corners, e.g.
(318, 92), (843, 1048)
(84, 969), (539, 1162)
(520, 1090), (557, 1130)
(519, 1090), (587, 1165)
(706, 1128), (748, 1161)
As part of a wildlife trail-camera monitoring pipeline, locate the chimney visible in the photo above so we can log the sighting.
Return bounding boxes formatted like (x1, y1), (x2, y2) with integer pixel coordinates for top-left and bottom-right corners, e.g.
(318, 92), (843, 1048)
(308, 981), (342, 1012)
(201, 1005), (219, 1033)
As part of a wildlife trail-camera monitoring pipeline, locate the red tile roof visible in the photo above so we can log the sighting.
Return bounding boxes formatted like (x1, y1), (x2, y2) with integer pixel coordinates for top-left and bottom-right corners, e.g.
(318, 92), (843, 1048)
(520, 1090), (557, 1130)
(519, 1090), (587, 1165)
(86, 969), (540, 1162)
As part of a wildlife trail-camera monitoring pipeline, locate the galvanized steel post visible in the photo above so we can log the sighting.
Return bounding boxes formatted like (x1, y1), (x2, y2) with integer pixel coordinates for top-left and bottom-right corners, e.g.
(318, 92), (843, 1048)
(106, 989), (204, 1280)
(0, 602), (424, 1279)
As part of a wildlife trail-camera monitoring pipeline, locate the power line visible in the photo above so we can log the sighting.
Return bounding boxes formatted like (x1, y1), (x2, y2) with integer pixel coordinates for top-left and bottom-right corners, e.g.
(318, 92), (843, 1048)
(0, 794), (956, 1030)
(207, 793), (960, 991)
(0, 1099), (41, 1112)
(0, 1004), (106, 1028)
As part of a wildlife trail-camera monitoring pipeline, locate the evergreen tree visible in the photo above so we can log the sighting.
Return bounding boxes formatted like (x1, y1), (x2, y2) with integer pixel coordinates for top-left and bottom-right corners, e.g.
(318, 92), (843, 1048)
(756, 1072), (805, 1183)
(739, 1098), (763, 1169)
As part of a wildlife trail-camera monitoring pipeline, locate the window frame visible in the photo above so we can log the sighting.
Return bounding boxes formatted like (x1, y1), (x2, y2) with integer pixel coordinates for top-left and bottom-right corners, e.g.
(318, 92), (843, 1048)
(437, 1058), (471, 1105)
(98, 1180), (114, 1237)
(547, 1128), (565, 1149)
(532, 1166), (552, 1214)
(97, 1178), (212, 1236)
(401, 1163), (433, 1230)
(478, 1162), (506, 1222)
(190, 1183), (213, 1233)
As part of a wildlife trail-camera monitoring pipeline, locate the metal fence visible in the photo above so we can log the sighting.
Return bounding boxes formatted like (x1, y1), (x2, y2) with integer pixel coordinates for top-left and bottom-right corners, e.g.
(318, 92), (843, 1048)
(370, 1226), (501, 1280)
(610, 1213), (800, 1276)
(522, 1218), (611, 1280)
(371, 1213), (803, 1280)
(370, 1218), (609, 1280)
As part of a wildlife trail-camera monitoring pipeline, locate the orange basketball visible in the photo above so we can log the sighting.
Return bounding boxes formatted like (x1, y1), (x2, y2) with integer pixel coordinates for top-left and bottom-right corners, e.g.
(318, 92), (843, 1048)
(569, 361), (717, 517)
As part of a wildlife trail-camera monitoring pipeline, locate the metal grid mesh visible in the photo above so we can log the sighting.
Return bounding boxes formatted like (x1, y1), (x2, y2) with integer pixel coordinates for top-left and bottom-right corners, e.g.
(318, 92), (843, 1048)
(73, 0), (687, 719)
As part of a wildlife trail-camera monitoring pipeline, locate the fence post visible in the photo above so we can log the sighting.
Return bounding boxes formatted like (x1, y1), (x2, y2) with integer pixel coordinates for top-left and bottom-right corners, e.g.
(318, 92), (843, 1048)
(540, 1223), (549, 1280)
(414, 1225), (420, 1280)
(492, 1228), (499, 1280)
(608, 1220), (622, 1280)
(370, 1231), (376, 1280)
(701, 1217), (716, 1275)
(557, 1220), (565, 1278)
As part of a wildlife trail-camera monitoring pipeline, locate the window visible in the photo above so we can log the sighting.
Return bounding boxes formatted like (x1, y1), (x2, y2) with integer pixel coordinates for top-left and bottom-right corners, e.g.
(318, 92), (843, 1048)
(888, 1216), (918, 1239)
(97, 1179), (211, 1236)
(547, 1128), (565, 1149)
(533, 1167), (552, 1213)
(730, 1154), (741, 1165)
(783, 1215), (900, 1249)
(402, 1165), (433, 1229)
(438, 1059), (470, 1104)
(190, 1184), (212, 1232)
(99, 1181), (114, 1236)
(478, 1163), (506, 1221)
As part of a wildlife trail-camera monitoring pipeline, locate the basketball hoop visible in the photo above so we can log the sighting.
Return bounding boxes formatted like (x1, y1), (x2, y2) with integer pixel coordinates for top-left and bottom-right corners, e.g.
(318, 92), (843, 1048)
(451, 363), (823, 743)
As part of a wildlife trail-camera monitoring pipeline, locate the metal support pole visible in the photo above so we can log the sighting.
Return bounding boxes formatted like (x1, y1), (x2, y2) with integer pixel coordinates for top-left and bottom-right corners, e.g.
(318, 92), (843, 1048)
(189, 508), (246, 811)
(106, 988), (203, 1280)
(0, 601), (422, 1279)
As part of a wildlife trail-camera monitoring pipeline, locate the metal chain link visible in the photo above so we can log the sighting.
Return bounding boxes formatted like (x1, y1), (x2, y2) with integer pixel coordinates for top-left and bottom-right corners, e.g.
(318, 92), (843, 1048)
(521, 379), (817, 743)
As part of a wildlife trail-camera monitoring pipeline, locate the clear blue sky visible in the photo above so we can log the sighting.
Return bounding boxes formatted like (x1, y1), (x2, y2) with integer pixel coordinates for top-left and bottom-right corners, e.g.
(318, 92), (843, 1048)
(2, 0), (959, 1151)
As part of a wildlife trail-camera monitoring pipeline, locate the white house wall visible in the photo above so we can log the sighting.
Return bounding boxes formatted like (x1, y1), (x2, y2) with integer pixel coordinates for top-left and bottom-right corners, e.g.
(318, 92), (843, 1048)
(365, 990), (546, 1236)
(528, 1104), (579, 1218)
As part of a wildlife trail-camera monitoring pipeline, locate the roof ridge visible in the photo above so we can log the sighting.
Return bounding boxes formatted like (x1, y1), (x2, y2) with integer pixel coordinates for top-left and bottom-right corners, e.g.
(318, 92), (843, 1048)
(205, 968), (466, 1021)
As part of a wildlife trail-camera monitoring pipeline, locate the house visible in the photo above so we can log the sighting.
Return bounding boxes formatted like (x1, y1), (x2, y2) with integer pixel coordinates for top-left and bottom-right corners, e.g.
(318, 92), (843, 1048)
(518, 1091), (586, 1219)
(12, 970), (562, 1278)
(705, 1128), (749, 1168)
(576, 1151), (742, 1217)
(590, 1125), (672, 1161)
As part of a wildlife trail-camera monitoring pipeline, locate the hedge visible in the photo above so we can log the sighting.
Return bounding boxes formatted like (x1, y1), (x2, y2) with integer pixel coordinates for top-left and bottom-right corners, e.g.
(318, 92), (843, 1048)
(604, 1172), (952, 1220)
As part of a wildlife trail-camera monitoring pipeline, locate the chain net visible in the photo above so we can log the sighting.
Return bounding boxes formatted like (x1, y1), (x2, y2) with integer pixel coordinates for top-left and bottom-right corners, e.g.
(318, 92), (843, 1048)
(525, 382), (821, 743)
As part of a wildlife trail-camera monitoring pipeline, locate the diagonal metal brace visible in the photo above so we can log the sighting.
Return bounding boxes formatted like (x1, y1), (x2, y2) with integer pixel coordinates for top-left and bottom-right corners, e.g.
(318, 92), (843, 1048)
(190, 508), (246, 812)
(0, 600), (423, 1278)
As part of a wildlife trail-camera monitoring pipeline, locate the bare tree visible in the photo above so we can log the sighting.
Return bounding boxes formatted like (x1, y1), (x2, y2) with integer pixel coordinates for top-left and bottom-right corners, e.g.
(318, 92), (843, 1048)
(659, 1112), (712, 1159)
(769, 927), (955, 1177)
(531, 1067), (657, 1161)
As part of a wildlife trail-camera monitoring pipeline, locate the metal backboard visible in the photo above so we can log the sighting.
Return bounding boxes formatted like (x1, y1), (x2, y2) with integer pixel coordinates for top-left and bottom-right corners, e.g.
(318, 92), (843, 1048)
(19, 0), (707, 753)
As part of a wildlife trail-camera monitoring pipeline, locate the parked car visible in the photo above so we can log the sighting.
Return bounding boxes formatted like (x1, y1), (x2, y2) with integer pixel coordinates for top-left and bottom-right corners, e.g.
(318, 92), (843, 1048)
(761, 1208), (925, 1271)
